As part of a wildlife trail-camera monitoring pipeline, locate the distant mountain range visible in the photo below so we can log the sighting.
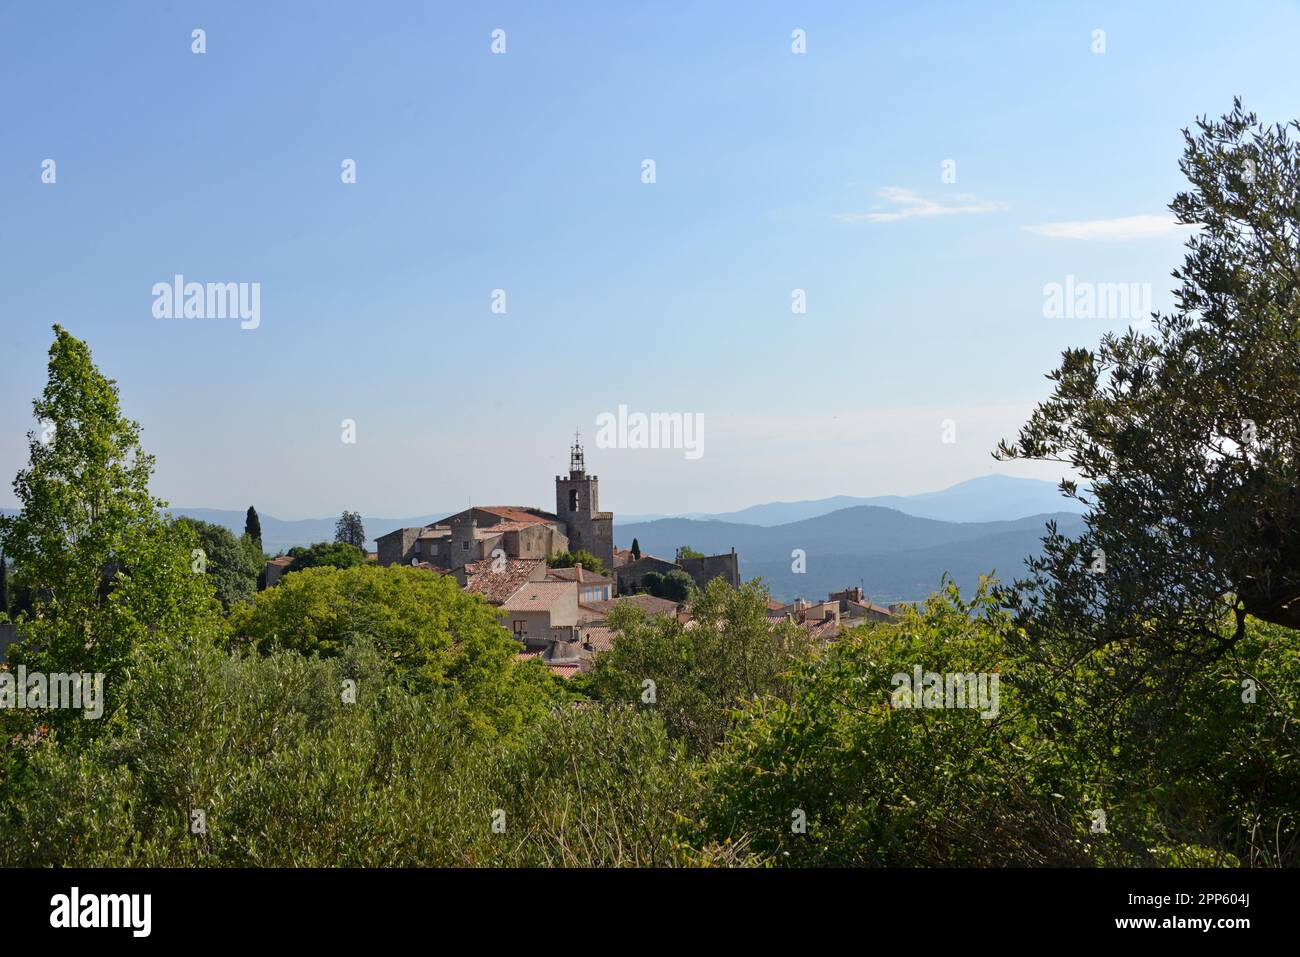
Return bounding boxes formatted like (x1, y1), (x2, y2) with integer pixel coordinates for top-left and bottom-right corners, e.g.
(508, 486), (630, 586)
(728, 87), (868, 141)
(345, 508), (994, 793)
(0, 507), (449, 557)
(619, 475), (1085, 525)
(612, 474), (1088, 603)
(1, 476), (1088, 601)
(616, 507), (1086, 604)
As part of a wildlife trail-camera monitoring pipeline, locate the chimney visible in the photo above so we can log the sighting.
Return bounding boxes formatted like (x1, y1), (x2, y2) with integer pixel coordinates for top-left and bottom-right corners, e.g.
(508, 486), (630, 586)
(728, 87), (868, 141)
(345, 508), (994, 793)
(575, 562), (584, 583)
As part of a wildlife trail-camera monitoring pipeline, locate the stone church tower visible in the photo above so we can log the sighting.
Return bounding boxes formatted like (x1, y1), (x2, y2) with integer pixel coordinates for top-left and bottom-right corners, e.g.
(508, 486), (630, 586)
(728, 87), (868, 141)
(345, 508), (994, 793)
(555, 434), (615, 572)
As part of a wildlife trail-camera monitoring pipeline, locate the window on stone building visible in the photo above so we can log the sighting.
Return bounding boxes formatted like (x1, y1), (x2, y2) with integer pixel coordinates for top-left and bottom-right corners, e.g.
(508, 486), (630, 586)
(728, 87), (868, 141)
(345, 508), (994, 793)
(512, 620), (526, 635)
(569, 489), (578, 512)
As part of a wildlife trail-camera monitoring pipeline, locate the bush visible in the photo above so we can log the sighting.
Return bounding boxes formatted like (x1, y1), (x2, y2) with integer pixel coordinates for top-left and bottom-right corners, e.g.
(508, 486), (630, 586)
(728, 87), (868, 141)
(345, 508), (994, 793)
(0, 638), (495, 866)
(486, 704), (697, 866)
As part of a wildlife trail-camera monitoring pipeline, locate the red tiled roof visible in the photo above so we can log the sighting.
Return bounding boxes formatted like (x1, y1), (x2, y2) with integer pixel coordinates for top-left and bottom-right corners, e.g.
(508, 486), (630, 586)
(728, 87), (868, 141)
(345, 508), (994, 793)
(578, 596), (680, 625)
(477, 521), (539, 533)
(464, 558), (545, 604)
(579, 626), (617, 653)
(501, 581), (577, 612)
(849, 600), (895, 617)
(546, 566), (613, 585)
(476, 506), (555, 525)
(801, 618), (842, 641)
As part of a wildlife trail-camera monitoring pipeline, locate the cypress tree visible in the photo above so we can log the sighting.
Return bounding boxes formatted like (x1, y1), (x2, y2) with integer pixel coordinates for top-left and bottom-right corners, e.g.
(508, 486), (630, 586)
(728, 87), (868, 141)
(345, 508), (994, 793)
(244, 506), (262, 545)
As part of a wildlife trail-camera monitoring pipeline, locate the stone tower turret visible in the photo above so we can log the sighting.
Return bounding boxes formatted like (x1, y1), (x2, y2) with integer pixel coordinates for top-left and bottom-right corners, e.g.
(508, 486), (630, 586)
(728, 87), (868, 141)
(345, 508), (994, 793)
(556, 432), (614, 572)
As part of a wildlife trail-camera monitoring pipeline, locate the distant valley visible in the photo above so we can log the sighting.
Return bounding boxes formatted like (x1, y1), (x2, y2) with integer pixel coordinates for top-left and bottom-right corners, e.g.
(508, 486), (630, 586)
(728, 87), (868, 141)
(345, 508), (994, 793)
(1, 475), (1087, 602)
(616, 507), (1085, 604)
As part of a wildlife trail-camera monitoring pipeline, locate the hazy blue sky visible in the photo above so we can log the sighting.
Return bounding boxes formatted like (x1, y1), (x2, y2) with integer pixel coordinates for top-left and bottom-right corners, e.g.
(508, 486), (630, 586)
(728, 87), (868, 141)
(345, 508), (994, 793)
(3, 1), (1298, 518)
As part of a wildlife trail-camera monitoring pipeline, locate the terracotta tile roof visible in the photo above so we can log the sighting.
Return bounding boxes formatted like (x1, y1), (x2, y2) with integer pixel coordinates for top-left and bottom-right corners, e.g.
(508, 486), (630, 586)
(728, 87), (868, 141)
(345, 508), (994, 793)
(418, 527), (450, 541)
(766, 598), (786, 611)
(578, 594), (679, 623)
(266, 556), (295, 568)
(578, 625), (617, 653)
(464, 558), (545, 604)
(801, 618), (842, 641)
(546, 662), (581, 678)
(849, 600), (895, 617)
(545, 566), (613, 585)
(476, 506), (556, 525)
(477, 520), (540, 533)
(501, 581), (577, 612)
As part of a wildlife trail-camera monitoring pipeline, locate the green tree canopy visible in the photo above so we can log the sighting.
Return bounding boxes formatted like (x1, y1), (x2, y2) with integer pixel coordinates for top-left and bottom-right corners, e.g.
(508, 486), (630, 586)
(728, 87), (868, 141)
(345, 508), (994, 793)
(174, 517), (261, 610)
(0, 325), (221, 733)
(546, 550), (606, 577)
(244, 505), (262, 545)
(285, 540), (366, 574)
(997, 101), (1300, 683)
(0, 550), (9, 619)
(590, 578), (804, 756)
(334, 510), (366, 550)
(228, 563), (561, 739)
(642, 568), (693, 602)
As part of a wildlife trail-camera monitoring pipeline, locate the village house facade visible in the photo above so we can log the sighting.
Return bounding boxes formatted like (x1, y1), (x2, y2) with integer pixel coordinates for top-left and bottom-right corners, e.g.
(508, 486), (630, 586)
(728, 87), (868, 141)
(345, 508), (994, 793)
(363, 437), (750, 676)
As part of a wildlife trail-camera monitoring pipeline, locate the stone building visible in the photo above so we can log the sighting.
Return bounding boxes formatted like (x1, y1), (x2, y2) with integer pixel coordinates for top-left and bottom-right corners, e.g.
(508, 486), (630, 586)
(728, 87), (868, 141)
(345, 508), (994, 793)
(678, 548), (740, 590)
(376, 437), (614, 575)
(614, 548), (740, 595)
(376, 505), (568, 571)
(554, 437), (614, 572)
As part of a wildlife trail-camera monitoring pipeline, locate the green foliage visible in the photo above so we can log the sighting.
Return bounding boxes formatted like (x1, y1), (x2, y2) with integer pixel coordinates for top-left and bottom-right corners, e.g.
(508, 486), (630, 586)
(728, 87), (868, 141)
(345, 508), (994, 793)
(228, 563), (561, 740)
(243, 506), (262, 546)
(695, 580), (1300, 867)
(0, 550), (9, 618)
(0, 325), (222, 737)
(590, 578), (805, 757)
(334, 510), (366, 550)
(676, 546), (705, 560)
(998, 101), (1300, 671)
(173, 517), (261, 611)
(0, 641), (696, 867)
(285, 540), (366, 573)
(0, 639), (495, 866)
(642, 568), (693, 602)
(630, 537), (641, 561)
(546, 550), (606, 577)
(487, 704), (698, 866)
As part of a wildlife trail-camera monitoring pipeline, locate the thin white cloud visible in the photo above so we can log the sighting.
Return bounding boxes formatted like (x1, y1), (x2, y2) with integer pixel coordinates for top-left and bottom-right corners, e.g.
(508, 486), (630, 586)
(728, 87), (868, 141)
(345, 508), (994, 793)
(835, 187), (1008, 223)
(1022, 214), (1196, 241)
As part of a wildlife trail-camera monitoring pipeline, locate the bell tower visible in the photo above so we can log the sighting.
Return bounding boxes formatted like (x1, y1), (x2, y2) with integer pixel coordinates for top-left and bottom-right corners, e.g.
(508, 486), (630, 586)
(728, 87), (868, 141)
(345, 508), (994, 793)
(556, 431), (610, 568)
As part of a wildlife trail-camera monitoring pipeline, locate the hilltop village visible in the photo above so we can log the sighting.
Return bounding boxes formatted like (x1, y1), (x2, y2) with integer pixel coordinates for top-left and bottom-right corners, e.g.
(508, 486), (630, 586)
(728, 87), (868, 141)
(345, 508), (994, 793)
(261, 439), (899, 677)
